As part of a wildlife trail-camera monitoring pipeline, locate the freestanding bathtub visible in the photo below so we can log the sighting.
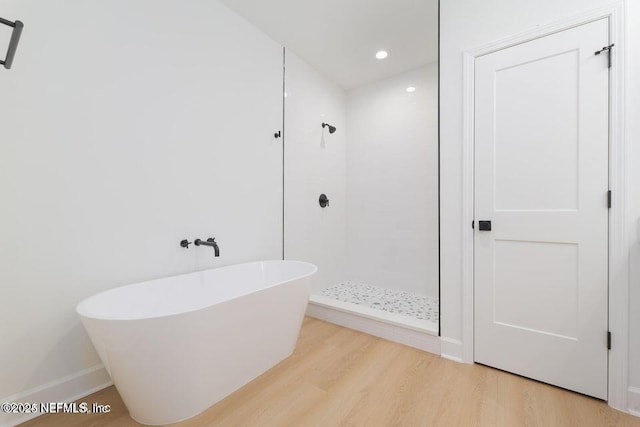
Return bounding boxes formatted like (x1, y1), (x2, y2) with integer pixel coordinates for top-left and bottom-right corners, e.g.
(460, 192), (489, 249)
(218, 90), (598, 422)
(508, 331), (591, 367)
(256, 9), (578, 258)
(76, 260), (317, 425)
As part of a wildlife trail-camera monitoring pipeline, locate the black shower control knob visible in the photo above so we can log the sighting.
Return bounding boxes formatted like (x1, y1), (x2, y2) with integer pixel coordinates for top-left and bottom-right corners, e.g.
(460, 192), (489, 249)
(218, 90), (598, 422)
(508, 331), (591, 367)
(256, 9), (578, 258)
(319, 194), (330, 208)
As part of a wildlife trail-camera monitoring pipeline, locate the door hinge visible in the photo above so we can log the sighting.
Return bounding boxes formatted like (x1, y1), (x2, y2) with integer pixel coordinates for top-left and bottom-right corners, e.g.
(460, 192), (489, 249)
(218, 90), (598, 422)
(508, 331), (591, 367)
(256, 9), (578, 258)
(594, 44), (615, 68)
(472, 220), (474, 229)
(607, 331), (612, 350)
(608, 190), (612, 209)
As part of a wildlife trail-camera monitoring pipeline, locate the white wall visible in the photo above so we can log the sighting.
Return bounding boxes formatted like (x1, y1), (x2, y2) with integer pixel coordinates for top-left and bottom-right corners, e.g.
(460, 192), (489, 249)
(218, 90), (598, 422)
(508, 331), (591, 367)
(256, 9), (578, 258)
(283, 50), (347, 293)
(0, 0), (283, 422)
(346, 64), (439, 297)
(440, 0), (640, 413)
(626, 0), (640, 414)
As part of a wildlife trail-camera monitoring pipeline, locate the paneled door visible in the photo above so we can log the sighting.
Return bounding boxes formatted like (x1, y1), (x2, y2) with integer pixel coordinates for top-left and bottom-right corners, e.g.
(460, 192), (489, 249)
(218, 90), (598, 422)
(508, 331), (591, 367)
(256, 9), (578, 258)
(474, 18), (610, 399)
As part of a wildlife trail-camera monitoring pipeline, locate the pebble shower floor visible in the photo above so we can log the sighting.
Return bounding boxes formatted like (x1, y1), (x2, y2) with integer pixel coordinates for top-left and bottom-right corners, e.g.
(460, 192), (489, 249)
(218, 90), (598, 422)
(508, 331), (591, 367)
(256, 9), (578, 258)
(319, 282), (439, 323)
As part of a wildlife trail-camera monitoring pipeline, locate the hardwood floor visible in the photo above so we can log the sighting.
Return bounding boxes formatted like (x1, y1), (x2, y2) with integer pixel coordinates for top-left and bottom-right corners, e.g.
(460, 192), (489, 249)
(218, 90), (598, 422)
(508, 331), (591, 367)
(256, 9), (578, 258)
(22, 317), (640, 427)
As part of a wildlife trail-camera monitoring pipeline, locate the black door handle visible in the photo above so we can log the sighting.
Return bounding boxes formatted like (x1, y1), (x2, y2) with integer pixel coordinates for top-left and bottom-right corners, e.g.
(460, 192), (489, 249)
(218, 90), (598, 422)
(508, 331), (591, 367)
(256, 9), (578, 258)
(478, 220), (492, 231)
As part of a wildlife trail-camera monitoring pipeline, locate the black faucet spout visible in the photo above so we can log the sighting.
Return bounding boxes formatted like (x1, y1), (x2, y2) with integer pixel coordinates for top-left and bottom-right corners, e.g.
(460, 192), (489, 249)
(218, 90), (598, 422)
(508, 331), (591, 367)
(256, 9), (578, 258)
(194, 237), (220, 257)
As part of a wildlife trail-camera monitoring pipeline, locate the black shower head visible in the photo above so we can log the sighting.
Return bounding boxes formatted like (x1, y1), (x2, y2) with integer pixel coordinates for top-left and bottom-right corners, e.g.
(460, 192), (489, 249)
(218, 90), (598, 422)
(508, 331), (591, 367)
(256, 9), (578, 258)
(322, 122), (337, 134)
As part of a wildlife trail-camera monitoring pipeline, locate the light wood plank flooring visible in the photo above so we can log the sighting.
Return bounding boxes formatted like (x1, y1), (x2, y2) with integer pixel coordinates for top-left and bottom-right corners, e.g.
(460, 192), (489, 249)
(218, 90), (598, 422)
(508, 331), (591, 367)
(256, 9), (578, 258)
(22, 317), (640, 427)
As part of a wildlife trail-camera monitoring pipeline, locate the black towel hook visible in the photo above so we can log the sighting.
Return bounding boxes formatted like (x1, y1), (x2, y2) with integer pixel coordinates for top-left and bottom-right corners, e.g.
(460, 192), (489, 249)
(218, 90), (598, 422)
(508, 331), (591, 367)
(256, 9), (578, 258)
(0, 17), (23, 70)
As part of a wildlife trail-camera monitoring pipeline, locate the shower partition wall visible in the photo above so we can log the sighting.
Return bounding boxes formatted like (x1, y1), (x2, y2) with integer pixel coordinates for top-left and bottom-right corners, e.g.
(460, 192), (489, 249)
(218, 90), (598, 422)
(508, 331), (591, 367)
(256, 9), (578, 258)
(284, 50), (439, 334)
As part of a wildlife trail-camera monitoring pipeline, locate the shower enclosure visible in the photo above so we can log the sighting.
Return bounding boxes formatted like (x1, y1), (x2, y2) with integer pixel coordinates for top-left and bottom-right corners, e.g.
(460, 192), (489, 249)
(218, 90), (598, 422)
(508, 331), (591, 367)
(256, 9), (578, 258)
(283, 1), (439, 334)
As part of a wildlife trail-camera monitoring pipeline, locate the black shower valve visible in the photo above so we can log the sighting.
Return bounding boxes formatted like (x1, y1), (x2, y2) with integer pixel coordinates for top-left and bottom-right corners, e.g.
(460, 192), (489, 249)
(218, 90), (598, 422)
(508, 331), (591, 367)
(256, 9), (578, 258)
(319, 194), (330, 208)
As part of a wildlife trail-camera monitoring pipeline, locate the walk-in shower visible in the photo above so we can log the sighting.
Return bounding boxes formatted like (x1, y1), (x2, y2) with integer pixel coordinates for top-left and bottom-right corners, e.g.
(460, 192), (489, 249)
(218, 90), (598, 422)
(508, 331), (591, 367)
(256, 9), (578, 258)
(282, 0), (439, 334)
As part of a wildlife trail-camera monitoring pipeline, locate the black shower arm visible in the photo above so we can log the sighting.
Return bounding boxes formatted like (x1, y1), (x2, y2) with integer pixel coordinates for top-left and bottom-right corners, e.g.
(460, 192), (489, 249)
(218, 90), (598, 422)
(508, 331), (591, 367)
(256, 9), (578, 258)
(0, 17), (24, 70)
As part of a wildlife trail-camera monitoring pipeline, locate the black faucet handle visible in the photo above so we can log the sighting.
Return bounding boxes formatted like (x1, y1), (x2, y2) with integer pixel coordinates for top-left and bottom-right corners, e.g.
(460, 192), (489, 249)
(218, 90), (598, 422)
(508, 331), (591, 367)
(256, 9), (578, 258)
(180, 239), (192, 248)
(207, 237), (216, 243)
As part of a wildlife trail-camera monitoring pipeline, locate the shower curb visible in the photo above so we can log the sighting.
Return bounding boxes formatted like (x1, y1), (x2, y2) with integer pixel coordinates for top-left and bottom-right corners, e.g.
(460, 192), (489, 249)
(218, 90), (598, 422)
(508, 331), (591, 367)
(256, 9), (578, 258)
(306, 301), (440, 355)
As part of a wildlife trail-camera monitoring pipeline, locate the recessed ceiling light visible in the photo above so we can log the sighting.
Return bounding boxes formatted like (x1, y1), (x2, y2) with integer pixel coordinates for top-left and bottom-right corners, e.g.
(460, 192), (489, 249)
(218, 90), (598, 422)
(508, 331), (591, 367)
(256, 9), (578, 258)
(406, 86), (416, 93)
(375, 50), (388, 60)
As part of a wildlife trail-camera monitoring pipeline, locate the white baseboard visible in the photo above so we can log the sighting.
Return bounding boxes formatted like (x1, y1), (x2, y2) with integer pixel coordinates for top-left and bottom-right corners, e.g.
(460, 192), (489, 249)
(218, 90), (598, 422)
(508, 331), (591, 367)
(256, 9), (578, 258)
(440, 337), (464, 363)
(0, 365), (112, 427)
(306, 301), (441, 355)
(629, 386), (640, 417)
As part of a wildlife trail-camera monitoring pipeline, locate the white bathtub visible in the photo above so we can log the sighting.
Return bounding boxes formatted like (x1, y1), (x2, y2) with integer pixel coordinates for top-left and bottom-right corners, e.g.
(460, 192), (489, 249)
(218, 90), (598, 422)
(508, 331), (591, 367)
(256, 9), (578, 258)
(76, 260), (317, 425)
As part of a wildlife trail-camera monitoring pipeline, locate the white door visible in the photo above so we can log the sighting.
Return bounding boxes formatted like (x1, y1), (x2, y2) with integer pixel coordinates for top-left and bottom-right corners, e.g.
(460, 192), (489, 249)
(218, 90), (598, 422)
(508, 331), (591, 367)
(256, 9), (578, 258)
(474, 18), (609, 399)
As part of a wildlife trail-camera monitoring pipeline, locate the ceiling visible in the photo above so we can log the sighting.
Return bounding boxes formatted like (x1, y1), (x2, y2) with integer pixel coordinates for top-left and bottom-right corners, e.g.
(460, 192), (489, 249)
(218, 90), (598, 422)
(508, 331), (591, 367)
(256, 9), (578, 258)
(221, 0), (438, 90)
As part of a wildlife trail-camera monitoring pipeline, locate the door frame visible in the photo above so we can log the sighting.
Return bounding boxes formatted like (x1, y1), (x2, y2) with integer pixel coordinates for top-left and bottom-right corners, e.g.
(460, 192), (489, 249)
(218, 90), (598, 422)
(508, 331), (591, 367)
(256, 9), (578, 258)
(460, 3), (628, 411)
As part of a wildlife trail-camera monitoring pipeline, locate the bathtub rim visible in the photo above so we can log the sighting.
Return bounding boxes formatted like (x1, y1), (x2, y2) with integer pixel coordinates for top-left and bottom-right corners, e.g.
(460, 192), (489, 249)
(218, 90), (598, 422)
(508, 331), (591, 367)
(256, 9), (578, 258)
(76, 260), (317, 322)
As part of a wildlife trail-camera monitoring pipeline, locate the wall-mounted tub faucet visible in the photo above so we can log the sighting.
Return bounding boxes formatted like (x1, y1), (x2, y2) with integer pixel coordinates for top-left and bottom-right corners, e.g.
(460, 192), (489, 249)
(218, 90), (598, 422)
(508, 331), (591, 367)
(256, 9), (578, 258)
(194, 237), (220, 257)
